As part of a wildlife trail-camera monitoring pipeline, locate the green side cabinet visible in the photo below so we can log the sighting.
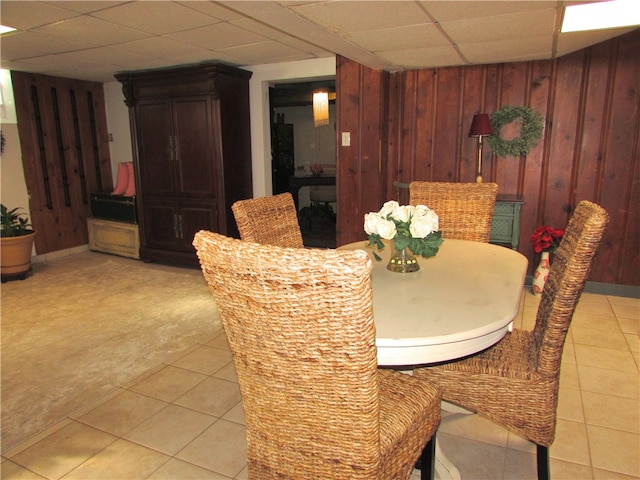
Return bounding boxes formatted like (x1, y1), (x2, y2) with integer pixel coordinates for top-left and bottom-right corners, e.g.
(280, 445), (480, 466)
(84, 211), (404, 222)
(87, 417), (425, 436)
(490, 195), (524, 250)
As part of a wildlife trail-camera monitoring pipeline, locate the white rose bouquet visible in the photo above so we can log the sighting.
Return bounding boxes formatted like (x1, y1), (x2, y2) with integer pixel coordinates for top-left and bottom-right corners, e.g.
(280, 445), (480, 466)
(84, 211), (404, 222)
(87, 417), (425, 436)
(364, 200), (443, 260)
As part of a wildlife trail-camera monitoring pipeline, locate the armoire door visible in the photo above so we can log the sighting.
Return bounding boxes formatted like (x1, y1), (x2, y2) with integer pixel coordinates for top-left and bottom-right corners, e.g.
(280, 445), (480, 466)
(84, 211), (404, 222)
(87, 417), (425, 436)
(143, 200), (217, 253)
(179, 201), (218, 251)
(135, 99), (176, 197)
(172, 96), (217, 198)
(142, 200), (180, 251)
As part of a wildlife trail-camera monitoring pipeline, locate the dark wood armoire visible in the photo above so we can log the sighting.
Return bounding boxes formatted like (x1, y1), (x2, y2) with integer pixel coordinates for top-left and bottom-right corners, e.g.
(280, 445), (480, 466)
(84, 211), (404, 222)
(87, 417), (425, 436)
(115, 63), (252, 266)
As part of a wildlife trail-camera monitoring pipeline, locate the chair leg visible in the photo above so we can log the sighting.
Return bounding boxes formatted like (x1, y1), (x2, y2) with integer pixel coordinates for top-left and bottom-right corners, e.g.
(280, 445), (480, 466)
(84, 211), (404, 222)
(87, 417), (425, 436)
(536, 444), (550, 480)
(420, 435), (436, 480)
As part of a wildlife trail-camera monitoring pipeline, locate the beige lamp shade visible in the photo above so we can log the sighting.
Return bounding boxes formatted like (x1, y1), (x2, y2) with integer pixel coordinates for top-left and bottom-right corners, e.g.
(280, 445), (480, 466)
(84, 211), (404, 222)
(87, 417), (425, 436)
(313, 91), (329, 127)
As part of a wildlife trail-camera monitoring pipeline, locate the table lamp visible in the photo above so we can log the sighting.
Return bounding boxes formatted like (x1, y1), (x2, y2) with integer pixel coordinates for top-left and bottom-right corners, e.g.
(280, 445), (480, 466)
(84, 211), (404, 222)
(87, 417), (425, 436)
(469, 113), (493, 183)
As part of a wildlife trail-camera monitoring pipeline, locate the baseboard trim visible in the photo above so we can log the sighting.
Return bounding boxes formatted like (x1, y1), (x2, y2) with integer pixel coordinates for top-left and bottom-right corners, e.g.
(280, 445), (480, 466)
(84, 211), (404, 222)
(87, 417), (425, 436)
(525, 275), (640, 299)
(32, 244), (90, 264)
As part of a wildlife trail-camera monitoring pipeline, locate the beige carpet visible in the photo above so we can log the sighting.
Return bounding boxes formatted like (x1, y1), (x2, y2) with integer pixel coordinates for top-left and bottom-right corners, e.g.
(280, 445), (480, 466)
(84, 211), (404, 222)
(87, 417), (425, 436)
(1, 250), (222, 453)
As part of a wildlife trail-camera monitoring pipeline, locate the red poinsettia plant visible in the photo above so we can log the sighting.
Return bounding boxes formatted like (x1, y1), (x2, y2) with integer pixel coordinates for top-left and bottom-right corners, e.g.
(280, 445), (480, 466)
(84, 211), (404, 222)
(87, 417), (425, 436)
(530, 225), (565, 254)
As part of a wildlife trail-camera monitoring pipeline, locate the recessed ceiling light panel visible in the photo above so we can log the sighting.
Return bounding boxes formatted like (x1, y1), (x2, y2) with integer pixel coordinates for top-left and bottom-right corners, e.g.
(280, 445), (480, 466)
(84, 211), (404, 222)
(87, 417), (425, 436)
(0, 25), (17, 35)
(562, 0), (640, 32)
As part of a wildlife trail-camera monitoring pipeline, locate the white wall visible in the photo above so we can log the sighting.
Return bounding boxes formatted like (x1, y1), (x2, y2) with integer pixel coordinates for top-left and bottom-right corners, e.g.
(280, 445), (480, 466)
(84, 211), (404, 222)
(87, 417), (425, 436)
(103, 81), (133, 184)
(273, 104), (336, 174)
(0, 70), (31, 233)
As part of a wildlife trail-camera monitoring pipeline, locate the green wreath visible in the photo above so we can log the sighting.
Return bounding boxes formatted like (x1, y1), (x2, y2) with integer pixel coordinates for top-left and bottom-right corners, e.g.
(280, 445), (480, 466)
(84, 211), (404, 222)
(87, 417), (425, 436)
(487, 105), (544, 157)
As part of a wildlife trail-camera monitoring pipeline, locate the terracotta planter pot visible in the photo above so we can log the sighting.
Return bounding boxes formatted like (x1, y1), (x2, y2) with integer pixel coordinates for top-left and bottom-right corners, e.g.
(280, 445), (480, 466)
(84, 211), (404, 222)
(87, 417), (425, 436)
(1, 231), (36, 282)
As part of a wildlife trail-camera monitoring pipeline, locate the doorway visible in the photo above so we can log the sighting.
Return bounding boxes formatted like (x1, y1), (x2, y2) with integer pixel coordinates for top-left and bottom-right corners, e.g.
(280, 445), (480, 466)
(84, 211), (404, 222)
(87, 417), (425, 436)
(269, 80), (336, 248)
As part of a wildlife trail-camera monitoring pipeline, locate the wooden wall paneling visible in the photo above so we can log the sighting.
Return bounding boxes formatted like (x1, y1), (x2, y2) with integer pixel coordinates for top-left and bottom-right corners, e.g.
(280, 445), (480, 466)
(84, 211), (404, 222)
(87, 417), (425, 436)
(482, 65), (501, 188)
(573, 42), (611, 205)
(336, 56), (388, 246)
(336, 57), (361, 245)
(618, 33), (640, 286)
(410, 70), (435, 184)
(11, 71), (112, 254)
(491, 62), (549, 273)
(336, 56), (361, 246)
(545, 51), (586, 230)
(360, 67), (384, 215)
(596, 33), (640, 284)
(491, 64), (530, 191)
(338, 31), (638, 285)
(432, 68), (462, 181)
(399, 71), (420, 181)
(399, 71), (419, 182)
(12, 73), (57, 252)
(571, 42), (614, 282)
(461, 65), (487, 182)
(623, 127), (640, 286)
(388, 70), (411, 184)
(386, 73), (403, 195)
(360, 65), (385, 230)
(519, 60), (553, 260)
(379, 71), (391, 203)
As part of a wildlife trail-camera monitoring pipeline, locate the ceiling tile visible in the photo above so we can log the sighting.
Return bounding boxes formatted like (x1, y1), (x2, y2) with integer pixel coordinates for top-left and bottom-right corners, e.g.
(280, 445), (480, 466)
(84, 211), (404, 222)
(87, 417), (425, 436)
(165, 22), (267, 50)
(31, 16), (151, 47)
(421, 1), (557, 22)
(346, 23), (450, 52)
(108, 36), (210, 59)
(180, 1), (245, 22)
(0, 31), (91, 57)
(277, 36), (334, 57)
(0, 1), (79, 30)
(8, 51), (104, 70)
(291, 1), (432, 33)
(377, 44), (463, 70)
(460, 36), (552, 64)
(230, 18), (289, 40)
(441, 8), (557, 44)
(41, 1), (129, 15)
(90, 2), (219, 36)
(217, 40), (314, 65)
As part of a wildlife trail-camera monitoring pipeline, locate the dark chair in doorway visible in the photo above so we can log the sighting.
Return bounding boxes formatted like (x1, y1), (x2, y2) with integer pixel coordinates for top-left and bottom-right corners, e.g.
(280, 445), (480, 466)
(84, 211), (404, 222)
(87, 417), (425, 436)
(299, 185), (336, 248)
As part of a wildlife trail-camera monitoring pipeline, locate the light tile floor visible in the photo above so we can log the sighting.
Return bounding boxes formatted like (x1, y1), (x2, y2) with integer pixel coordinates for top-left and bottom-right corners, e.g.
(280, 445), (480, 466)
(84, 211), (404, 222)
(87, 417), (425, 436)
(2, 291), (638, 479)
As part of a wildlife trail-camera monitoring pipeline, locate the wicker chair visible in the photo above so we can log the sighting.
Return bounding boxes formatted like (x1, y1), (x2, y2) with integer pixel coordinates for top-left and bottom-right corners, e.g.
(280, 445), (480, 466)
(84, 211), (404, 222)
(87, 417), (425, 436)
(231, 192), (304, 248)
(193, 231), (442, 480)
(413, 200), (608, 480)
(409, 181), (498, 242)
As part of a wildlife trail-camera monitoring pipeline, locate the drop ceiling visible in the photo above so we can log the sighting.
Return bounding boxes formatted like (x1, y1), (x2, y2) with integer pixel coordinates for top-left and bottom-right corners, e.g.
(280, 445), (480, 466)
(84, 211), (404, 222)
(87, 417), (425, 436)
(0, 1), (637, 83)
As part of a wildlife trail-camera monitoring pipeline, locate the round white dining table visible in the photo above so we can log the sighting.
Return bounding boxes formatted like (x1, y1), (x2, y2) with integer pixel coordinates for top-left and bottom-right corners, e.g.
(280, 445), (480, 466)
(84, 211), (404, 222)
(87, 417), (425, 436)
(339, 239), (528, 367)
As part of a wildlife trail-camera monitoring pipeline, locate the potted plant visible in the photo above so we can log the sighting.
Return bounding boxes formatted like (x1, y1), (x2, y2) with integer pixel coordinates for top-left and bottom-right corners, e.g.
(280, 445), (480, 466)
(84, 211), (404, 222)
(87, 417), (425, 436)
(1, 204), (37, 282)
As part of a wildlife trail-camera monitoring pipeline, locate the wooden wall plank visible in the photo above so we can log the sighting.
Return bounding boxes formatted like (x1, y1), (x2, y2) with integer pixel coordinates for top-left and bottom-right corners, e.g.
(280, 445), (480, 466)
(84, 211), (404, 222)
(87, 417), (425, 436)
(336, 56), (387, 246)
(520, 60), (553, 254)
(596, 33), (640, 283)
(461, 65), (486, 182)
(432, 68), (462, 181)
